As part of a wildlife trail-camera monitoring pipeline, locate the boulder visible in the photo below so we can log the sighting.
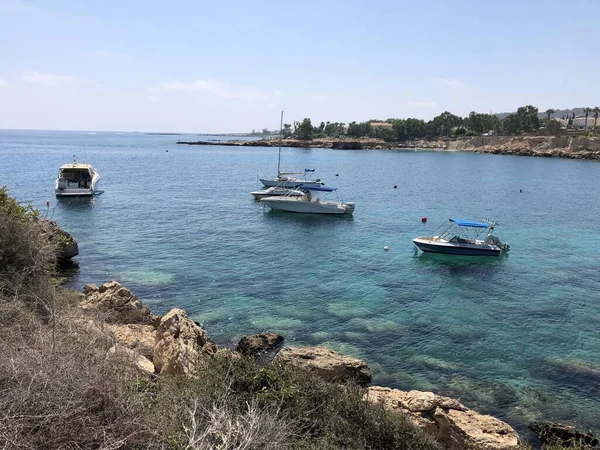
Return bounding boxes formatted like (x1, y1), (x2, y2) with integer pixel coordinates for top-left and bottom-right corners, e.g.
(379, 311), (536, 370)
(529, 421), (599, 448)
(365, 386), (520, 450)
(108, 344), (155, 375)
(153, 308), (218, 376)
(42, 220), (79, 260)
(276, 346), (372, 387)
(108, 323), (157, 360)
(236, 332), (284, 357)
(80, 281), (155, 325)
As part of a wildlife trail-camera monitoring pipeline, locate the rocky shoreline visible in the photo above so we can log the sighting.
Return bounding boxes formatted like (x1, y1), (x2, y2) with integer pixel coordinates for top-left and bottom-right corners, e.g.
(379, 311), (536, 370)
(77, 280), (519, 449)
(177, 135), (600, 160)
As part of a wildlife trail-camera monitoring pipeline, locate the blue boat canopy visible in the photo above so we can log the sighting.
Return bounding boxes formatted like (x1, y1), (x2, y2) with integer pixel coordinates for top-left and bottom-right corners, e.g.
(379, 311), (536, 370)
(304, 168), (315, 172)
(450, 218), (489, 228)
(299, 184), (336, 191)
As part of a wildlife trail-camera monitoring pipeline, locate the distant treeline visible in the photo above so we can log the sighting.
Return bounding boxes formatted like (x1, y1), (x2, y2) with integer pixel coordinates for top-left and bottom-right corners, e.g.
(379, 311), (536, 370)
(278, 105), (600, 141)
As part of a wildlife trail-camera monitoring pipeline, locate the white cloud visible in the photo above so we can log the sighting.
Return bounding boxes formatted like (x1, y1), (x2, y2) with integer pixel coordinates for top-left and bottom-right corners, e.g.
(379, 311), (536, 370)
(0, 78), (8, 88)
(274, 89), (282, 97)
(162, 79), (267, 102)
(428, 76), (467, 89)
(407, 100), (437, 108)
(148, 96), (160, 103)
(312, 93), (327, 101)
(22, 71), (78, 86)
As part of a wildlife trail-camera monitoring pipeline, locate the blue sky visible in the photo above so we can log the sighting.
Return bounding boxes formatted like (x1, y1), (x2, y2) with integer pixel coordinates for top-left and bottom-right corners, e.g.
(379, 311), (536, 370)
(0, 0), (598, 132)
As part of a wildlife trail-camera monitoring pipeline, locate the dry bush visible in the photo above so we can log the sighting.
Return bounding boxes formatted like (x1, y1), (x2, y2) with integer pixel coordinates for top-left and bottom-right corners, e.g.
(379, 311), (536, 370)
(0, 292), (158, 450)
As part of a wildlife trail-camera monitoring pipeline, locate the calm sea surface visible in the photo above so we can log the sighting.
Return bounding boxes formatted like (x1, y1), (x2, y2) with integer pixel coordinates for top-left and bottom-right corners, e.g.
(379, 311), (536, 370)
(1, 129), (600, 438)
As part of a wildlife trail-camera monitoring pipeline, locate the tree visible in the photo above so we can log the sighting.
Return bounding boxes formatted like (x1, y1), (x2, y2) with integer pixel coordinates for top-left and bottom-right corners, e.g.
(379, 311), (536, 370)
(545, 109), (556, 121)
(548, 119), (562, 134)
(593, 107), (600, 135)
(378, 127), (397, 143)
(282, 123), (292, 138)
(296, 118), (314, 140)
(261, 128), (270, 136)
(583, 107), (592, 133)
(432, 111), (462, 137)
(515, 105), (540, 132)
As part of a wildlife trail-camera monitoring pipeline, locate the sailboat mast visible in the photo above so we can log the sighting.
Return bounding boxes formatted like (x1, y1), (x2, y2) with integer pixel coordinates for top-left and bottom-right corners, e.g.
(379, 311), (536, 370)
(277, 110), (284, 176)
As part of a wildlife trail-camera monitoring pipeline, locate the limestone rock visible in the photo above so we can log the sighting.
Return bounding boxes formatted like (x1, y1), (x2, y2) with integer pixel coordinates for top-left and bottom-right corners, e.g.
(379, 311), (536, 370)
(236, 332), (284, 356)
(109, 323), (156, 360)
(365, 386), (520, 450)
(153, 308), (218, 376)
(276, 346), (372, 387)
(80, 281), (155, 325)
(108, 344), (155, 374)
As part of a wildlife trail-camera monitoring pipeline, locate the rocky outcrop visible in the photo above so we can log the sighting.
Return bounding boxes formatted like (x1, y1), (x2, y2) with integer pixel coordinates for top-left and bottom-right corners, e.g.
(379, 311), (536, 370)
(42, 219), (79, 260)
(236, 332), (284, 357)
(153, 308), (218, 376)
(80, 281), (155, 325)
(529, 421), (599, 448)
(276, 346), (372, 387)
(365, 387), (520, 450)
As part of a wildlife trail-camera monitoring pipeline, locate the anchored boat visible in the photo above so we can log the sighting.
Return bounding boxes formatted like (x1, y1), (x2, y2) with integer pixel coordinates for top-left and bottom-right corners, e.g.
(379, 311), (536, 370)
(413, 219), (510, 256)
(260, 185), (355, 215)
(55, 156), (100, 197)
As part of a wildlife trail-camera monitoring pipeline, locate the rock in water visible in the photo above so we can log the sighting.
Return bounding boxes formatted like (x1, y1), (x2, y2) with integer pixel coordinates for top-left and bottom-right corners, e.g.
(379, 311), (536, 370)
(42, 220), (79, 260)
(276, 346), (372, 387)
(365, 387), (521, 450)
(236, 332), (284, 357)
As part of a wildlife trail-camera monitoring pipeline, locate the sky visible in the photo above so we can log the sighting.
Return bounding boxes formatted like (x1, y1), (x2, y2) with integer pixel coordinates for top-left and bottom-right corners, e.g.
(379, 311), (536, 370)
(0, 0), (599, 133)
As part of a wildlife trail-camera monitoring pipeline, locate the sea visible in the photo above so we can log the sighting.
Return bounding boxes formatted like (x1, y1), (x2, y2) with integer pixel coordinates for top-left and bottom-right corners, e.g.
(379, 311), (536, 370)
(1, 129), (600, 440)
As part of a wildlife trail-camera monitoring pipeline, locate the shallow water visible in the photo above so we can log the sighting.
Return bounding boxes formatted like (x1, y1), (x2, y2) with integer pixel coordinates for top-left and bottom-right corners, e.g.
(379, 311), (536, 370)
(1, 129), (600, 438)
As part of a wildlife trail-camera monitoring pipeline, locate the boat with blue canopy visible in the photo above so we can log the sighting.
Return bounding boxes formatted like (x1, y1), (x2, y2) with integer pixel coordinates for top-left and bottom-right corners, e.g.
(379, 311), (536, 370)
(259, 184), (355, 215)
(412, 218), (510, 256)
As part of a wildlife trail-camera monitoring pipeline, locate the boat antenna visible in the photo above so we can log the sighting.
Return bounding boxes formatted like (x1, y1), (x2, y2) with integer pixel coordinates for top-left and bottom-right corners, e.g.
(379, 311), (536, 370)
(277, 109), (284, 177)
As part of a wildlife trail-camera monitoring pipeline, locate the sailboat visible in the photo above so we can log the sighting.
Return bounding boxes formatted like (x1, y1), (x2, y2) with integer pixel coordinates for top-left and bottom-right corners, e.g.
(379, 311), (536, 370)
(258, 110), (324, 189)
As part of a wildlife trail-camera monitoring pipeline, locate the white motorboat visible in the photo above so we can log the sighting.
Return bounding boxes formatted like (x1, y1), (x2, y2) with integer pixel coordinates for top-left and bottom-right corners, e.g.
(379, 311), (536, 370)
(260, 185), (355, 215)
(413, 219), (510, 256)
(250, 186), (305, 200)
(55, 156), (100, 197)
(259, 110), (325, 189)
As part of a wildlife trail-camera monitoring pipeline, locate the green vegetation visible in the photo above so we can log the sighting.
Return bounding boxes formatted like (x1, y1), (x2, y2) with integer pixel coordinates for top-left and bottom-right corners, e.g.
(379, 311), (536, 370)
(278, 104), (600, 141)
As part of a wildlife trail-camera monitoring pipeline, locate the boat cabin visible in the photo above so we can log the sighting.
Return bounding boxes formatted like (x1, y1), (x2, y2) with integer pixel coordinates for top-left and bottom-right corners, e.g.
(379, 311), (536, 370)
(57, 163), (96, 190)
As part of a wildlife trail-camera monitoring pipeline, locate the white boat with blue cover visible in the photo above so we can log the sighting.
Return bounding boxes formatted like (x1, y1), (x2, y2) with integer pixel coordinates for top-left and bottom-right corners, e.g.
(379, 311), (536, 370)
(260, 185), (355, 215)
(413, 219), (510, 256)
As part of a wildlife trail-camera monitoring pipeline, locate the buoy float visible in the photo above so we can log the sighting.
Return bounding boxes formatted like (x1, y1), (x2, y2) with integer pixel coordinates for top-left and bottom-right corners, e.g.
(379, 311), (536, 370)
(393, 185), (397, 189)
(421, 217), (427, 223)
(383, 246), (389, 251)
(335, 173), (339, 176)
(46, 201), (50, 207)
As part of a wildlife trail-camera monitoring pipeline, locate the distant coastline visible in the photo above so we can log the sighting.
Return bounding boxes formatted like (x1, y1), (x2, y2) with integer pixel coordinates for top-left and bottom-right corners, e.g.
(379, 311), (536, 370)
(176, 135), (600, 160)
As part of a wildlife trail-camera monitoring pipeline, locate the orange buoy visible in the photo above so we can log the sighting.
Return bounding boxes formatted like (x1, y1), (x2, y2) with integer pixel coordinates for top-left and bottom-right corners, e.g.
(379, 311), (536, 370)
(421, 217), (427, 223)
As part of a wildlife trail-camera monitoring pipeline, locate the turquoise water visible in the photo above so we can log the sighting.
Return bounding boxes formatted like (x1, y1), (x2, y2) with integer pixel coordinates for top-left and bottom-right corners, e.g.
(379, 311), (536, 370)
(2, 129), (600, 438)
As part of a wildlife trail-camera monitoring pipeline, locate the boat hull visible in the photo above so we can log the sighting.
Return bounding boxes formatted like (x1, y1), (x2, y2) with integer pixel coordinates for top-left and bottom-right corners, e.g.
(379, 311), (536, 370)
(55, 176), (100, 197)
(261, 197), (354, 215)
(412, 237), (502, 256)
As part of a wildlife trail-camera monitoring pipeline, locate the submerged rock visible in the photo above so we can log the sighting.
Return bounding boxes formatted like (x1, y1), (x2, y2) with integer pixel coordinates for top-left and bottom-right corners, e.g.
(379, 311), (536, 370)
(365, 387), (521, 450)
(529, 421), (599, 448)
(153, 308), (218, 376)
(276, 346), (372, 386)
